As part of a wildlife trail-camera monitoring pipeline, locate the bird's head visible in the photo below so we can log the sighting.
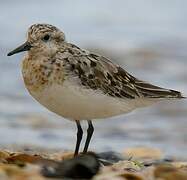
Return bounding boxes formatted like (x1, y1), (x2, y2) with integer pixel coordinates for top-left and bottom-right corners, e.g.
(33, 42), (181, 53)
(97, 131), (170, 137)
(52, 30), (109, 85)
(7, 23), (66, 57)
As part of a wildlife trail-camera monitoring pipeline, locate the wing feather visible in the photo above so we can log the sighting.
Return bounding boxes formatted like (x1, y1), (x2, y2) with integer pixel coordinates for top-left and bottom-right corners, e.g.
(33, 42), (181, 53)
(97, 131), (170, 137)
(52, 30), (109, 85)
(62, 43), (183, 99)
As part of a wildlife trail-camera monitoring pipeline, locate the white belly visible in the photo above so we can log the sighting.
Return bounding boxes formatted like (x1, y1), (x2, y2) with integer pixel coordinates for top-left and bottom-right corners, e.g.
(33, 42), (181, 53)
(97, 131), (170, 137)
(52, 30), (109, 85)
(28, 79), (156, 120)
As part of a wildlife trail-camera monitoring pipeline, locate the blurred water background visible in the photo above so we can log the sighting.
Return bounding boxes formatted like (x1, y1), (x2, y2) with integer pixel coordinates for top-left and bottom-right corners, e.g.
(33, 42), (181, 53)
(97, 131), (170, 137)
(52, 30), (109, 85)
(0, 0), (187, 158)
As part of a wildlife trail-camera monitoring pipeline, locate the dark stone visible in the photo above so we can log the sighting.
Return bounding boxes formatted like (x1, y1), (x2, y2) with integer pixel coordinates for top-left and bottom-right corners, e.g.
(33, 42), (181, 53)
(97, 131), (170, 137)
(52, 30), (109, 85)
(41, 153), (100, 179)
(143, 158), (175, 167)
(97, 151), (124, 165)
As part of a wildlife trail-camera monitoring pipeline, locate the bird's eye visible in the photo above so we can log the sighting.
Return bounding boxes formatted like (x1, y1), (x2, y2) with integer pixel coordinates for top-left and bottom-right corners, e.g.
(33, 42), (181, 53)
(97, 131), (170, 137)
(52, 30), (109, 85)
(42, 34), (50, 41)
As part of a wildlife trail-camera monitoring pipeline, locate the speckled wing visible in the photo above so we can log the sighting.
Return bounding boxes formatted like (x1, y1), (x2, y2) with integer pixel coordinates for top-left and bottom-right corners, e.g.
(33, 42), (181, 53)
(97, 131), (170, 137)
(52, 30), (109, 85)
(62, 44), (183, 99)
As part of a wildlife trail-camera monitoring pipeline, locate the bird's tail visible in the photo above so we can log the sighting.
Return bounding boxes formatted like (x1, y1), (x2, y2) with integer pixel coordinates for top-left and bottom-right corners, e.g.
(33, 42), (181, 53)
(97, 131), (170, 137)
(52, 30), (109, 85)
(134, 80), (185, 99)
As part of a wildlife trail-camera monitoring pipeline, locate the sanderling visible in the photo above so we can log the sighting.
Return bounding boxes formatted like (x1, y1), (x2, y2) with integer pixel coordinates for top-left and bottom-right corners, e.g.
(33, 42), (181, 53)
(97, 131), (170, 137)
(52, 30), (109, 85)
(7, 24), (184, 156)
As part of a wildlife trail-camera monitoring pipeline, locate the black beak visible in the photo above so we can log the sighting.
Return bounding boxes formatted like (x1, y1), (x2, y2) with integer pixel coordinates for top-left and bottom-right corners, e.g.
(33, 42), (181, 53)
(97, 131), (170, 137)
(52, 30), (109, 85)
(7, 41), (32, 56)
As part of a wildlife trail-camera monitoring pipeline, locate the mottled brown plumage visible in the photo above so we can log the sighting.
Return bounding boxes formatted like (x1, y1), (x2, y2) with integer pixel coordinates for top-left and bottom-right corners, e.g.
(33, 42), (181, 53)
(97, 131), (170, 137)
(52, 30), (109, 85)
(53, 42), (182, 100)
(7, 23), (184, 156)
(18, 24), (184, 100)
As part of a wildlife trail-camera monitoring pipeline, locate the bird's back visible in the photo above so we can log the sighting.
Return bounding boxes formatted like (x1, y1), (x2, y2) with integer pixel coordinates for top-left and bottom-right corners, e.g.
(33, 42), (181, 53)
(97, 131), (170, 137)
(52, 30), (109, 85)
(61, 43), (184, 100)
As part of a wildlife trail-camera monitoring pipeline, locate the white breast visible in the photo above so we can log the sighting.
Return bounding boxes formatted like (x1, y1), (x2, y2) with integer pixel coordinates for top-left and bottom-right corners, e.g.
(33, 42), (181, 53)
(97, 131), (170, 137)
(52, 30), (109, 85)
(29, 79), (157, 121)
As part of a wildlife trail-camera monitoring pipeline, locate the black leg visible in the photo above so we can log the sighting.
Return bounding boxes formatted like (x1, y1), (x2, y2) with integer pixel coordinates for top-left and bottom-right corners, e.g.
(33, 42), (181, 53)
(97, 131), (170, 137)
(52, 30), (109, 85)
(74, 121), (83, 157)
(83, 120), (94, 153)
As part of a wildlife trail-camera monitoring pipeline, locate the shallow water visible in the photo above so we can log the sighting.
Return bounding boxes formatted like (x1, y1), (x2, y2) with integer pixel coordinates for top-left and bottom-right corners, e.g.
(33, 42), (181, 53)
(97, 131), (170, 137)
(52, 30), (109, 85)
(0, 0), (187, 158)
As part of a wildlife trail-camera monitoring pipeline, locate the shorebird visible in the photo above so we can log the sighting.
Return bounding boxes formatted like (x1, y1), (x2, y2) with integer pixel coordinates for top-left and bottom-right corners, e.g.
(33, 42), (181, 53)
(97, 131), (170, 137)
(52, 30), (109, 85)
(7, 24), (184, 156)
